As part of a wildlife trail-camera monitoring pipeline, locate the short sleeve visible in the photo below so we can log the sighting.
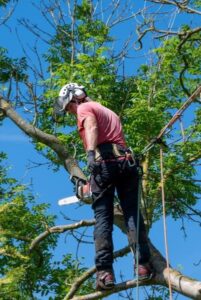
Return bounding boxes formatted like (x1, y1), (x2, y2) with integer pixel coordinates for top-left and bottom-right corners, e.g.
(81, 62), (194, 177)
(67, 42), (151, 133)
(77, 103), (95, 128)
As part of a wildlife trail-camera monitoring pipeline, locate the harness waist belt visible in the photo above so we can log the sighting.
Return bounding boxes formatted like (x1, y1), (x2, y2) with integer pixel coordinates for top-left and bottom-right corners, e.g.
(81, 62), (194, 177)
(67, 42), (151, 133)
(95, 143), (130, 161)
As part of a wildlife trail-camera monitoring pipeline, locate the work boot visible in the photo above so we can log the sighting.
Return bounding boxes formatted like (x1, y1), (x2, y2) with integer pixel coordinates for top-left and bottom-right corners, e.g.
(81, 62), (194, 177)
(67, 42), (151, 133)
(135, 263), (152, 280)
(96, 269), (115, 290)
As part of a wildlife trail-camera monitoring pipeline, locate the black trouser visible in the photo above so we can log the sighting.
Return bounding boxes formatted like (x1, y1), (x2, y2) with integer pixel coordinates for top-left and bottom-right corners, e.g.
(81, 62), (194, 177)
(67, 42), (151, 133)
(90, 157), (150, 271)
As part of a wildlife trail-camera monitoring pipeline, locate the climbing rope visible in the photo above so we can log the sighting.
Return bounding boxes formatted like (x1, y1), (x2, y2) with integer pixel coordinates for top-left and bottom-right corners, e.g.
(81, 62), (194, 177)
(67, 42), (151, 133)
(135, 163), (143, 300)
(134, 86), (201, 298)
(160, 147), (173, 300)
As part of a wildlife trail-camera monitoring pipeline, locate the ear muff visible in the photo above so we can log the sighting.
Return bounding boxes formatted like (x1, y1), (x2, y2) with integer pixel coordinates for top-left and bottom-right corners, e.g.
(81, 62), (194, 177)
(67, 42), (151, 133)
(74, 88), (87, 99)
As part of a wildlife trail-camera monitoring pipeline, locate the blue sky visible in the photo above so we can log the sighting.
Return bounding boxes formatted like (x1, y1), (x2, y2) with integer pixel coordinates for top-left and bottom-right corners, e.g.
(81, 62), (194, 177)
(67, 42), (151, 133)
(0, 1), (201, 299)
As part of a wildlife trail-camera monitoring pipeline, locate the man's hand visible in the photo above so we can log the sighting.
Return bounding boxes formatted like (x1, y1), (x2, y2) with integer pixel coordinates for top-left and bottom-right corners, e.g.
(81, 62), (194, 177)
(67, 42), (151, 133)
(87, 150), (100, 174)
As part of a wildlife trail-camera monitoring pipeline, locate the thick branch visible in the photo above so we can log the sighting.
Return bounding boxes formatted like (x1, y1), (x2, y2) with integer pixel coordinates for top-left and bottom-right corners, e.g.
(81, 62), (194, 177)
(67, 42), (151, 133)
(65, 238), (201, 299)
(0, 96), (86, 181)
(29, 219), (95, 251)
(67, 266), (201, 300)
(69, 278), (154, 300)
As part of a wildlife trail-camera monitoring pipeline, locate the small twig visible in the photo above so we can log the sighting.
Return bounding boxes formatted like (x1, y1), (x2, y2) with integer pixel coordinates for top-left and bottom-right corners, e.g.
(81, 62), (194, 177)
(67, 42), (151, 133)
(194, 259), (201, 267)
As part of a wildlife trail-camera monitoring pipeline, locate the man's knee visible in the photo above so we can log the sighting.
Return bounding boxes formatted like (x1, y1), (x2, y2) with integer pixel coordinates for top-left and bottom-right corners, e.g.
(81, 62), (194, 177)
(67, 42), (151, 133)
(94, 236), (113, 252)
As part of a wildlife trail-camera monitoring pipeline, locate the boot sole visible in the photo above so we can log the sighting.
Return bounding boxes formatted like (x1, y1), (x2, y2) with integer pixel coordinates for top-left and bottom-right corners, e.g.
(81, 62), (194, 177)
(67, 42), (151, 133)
(96, 281), (115, 290)
(136, 273), (153, 281)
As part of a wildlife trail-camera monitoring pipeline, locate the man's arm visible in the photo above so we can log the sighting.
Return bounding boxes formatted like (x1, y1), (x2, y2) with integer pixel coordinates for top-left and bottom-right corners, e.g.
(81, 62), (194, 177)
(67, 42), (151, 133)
(83, 115), (98, 151)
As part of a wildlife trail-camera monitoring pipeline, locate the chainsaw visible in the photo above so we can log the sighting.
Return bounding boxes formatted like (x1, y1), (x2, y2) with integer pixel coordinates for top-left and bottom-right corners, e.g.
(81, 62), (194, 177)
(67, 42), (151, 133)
(58, 177), (92, 206)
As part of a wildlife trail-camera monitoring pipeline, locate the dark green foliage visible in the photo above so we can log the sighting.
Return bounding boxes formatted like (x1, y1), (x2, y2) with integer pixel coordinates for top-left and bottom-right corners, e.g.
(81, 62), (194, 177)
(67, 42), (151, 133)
(0, 48), (27, 83)
(0, 153), (56, 298)
(0, 154), (94, 298)
(47, 254), (94, 299)
(0, 0), (9, 6)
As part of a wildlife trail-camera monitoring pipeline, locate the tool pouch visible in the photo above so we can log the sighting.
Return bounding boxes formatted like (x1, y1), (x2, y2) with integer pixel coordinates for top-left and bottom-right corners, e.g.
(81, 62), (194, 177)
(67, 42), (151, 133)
(95, 143), (137, 167)
(95, 143), (128, 160)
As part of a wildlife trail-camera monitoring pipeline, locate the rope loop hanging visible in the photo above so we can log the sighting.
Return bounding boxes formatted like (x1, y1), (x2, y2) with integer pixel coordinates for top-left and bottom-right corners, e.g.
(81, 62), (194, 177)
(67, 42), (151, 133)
(160, 146), (173, 300)
(133, 86), (201, 298)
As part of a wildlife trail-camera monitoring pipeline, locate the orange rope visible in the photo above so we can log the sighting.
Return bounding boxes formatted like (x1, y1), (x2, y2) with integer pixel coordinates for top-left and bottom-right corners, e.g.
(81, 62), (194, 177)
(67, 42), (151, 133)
(179, 117), (186, 142)
(160, 147), (173, 300)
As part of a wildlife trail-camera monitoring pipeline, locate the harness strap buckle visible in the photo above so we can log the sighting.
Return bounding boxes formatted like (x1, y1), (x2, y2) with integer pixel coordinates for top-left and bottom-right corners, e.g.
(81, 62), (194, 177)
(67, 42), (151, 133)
(126, 148), (136, 167)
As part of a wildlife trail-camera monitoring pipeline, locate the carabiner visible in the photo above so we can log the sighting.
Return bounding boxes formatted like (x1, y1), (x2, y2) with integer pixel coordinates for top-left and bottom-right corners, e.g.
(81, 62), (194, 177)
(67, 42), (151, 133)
(126, 149), (136, 167)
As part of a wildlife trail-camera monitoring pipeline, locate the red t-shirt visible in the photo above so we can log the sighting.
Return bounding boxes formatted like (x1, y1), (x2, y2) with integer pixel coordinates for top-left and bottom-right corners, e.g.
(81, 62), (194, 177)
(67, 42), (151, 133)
(77, 101), (126, 150)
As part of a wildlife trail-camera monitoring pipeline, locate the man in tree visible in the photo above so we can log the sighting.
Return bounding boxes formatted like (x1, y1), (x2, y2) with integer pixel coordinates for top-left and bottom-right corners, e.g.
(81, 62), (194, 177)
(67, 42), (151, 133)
(54, 83), (152, 290)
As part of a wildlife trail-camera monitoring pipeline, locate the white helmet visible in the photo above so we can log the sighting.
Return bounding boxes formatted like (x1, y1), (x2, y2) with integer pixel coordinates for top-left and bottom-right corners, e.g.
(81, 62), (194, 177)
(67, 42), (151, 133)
(57, 82), (86, 111)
